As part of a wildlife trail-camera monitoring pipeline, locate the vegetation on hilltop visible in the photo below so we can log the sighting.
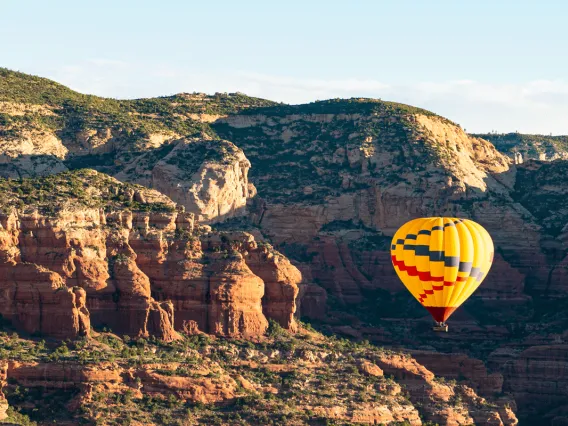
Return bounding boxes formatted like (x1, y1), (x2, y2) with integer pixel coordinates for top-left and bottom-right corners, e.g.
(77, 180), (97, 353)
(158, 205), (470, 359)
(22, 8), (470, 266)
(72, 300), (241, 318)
(0, 68), (276, 114)
(0, 169), (176, 215)
(0, 68), (276, 144)
(0, 68), (451, 144)
(0, 68), (84, 106)
(0, 67), (204, 140)
(240, 96), (453, 122)
(0, 69), (435, 119)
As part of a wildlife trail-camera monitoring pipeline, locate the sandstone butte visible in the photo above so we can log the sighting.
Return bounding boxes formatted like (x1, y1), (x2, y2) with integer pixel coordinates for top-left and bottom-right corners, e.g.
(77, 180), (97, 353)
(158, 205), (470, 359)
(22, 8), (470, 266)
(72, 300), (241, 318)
(0, 68), (567, 424)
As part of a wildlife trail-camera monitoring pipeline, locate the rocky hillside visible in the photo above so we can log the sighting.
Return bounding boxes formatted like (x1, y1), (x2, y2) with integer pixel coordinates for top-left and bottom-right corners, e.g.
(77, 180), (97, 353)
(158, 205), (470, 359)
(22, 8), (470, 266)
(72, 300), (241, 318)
(474, 132), (568, 163)
(0, 69), (269, 223)
(1, 69), (568, 425)
(1, 324), (519, 426)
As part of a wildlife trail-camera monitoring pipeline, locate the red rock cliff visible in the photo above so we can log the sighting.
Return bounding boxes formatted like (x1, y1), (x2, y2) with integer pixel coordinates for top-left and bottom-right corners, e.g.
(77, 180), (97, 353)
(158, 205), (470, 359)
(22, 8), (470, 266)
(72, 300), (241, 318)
(0, 208), (300, 340)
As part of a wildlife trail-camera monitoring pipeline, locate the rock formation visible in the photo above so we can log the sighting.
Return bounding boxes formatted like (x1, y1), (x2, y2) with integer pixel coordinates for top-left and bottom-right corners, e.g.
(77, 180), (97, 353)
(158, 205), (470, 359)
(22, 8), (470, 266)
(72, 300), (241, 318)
(0, 170), (300, 340)
(374, 351), (517, 425)
(150, 138), (255, 223)
(0, 205), (300, 340)
(0, 332), (516, 425)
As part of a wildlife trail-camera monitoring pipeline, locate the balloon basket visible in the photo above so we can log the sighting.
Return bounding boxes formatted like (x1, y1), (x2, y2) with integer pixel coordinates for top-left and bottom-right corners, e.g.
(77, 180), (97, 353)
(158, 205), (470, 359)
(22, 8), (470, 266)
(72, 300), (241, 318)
(433, 324), (448, 332)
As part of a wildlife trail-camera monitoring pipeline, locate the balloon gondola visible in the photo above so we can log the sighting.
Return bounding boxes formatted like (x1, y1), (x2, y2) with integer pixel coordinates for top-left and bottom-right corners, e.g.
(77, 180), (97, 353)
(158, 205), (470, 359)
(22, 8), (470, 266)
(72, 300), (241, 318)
(390, 217), (494, 332)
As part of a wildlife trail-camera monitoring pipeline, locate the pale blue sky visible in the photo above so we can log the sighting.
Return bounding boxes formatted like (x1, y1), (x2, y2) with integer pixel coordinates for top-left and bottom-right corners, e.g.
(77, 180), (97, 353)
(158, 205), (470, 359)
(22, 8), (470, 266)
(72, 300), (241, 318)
(2, 0), (567, 133)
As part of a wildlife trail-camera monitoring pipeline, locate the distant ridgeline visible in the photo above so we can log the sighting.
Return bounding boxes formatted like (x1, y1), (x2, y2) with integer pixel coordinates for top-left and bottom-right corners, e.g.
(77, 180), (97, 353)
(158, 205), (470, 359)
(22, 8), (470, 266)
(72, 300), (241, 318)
(473, 132), (568, 163)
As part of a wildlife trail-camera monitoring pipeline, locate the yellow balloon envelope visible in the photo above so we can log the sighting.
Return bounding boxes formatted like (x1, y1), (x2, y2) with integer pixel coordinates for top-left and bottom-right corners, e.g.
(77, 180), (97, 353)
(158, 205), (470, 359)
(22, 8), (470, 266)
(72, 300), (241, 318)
(390, 217), (493, 323)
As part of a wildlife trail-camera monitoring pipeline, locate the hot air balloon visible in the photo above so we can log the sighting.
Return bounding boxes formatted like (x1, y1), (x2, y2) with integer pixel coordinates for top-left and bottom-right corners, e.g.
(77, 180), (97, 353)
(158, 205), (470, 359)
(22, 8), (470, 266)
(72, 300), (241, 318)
(390, 217), (494, 332)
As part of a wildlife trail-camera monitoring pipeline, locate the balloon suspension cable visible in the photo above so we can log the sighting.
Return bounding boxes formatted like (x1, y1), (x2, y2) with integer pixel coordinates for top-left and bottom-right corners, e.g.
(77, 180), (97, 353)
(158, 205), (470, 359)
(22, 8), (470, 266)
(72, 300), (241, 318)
(433, 322), (448, 332)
